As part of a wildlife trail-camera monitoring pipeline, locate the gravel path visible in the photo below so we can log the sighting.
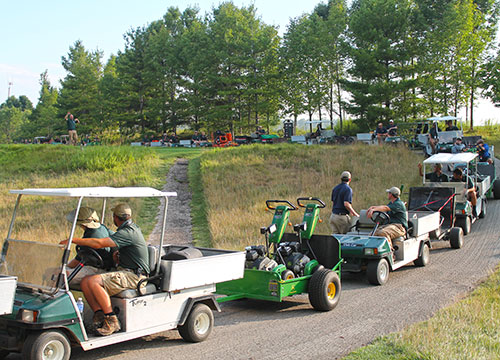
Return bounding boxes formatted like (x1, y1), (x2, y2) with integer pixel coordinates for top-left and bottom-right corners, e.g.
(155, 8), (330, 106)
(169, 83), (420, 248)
(148, 159), (193, 247)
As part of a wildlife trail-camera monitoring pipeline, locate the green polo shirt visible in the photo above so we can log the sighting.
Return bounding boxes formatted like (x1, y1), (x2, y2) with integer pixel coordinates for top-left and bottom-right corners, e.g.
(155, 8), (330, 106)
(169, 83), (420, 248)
(76, 224), (116, 269)
(110, 221), (149, 274)
(387, 198), (408, 230)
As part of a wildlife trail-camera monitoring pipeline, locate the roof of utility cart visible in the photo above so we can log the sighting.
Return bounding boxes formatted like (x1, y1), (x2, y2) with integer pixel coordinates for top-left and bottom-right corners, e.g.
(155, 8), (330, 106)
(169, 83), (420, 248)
(10, 187), (177, 198)
(423, 153), (478, 165)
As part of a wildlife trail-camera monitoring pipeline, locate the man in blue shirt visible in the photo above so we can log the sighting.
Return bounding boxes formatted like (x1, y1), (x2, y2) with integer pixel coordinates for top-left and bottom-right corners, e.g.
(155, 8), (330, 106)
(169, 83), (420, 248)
(330, 171), (359, 234)
(476, 139), (492, 164)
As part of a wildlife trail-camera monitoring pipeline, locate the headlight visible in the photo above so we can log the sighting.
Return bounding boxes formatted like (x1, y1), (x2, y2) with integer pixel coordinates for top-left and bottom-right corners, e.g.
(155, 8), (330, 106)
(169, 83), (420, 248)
(364, 248), (378, 255)
(18, 309), (38, 322)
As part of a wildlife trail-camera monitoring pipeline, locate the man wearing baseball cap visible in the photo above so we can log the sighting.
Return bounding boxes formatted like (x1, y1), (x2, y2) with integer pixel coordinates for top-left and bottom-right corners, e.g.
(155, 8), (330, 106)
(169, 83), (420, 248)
(65, 207), (115, 285)
(367, 187), (408, 248)
(329, 171), (359, 234)
(61, 202), (149, 336)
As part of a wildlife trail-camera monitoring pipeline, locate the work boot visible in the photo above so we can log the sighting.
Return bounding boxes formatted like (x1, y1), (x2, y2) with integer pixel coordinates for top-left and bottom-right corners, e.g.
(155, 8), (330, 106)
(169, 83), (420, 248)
(96, 315), (121, 336)
(92, 310), (105, 330)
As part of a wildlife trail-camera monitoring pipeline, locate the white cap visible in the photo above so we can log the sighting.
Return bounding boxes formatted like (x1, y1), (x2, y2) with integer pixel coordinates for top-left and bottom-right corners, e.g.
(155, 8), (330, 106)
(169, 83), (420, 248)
(341, 171), (351, 181)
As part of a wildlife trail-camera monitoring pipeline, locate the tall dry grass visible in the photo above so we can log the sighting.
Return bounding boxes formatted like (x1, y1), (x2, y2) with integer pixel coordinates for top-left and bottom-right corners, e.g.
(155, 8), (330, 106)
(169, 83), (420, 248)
(200, 143), (423, 250)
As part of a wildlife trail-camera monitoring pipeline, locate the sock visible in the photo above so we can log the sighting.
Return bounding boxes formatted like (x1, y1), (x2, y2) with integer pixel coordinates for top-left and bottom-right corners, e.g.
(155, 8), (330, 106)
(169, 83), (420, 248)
(105, 312), (115, 317)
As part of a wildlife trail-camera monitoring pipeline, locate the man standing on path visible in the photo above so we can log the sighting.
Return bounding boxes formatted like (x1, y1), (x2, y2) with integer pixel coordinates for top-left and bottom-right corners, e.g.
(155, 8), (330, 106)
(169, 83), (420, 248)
(330, 171), (359, 234)
(65, 111), (80, 145)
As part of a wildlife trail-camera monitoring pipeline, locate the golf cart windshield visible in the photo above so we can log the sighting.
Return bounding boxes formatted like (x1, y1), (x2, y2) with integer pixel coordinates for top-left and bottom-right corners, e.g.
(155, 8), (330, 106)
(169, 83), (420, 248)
(0, 239), (62, 292)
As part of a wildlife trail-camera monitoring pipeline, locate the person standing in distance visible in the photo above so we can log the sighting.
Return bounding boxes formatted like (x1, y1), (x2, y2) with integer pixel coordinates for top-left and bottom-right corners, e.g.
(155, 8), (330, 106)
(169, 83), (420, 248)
(329, 171), (359, 234)
(65, 111), (80, 145)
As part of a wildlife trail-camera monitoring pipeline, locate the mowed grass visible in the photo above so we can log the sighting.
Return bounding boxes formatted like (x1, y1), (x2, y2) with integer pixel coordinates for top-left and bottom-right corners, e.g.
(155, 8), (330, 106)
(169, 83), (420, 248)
(344, 265), (500, 360)
(0, 145), (202, 244)
(198, 143), (423, 250)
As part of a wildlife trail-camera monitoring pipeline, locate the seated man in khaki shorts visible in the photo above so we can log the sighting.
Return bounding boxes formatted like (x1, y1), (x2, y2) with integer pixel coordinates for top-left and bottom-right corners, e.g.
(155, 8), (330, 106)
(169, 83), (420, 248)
(61, 203), (149, 336)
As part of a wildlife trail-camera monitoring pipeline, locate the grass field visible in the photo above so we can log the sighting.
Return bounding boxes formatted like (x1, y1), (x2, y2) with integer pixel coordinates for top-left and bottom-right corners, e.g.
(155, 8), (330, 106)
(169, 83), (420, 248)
(0, 145), (202, 243)
(197, 143), (423, 249)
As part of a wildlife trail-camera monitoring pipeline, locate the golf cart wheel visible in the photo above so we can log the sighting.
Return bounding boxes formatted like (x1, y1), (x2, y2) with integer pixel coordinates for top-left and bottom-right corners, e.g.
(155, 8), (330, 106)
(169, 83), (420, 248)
(0, 350), (10, 359)
(494, 179), (500, 199)
(479, 201), (486, 219)
(414, 243), (430, 267)
(308, 269), (341, 311)
(178, 303), (214, 343)
(367, 258), (390, 286)
(449, 227), (464, 249)
(281, 270), (295, 280)
(22, 330), (71, 360)
(455, 216), (471, 235)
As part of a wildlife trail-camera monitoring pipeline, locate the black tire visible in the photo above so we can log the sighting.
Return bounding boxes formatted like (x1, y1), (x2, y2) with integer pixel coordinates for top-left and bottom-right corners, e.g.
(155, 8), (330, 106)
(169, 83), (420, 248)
(22, 330), (71, 360)
(479, 201), (486, 219)
(494, 179), (500, 200)
(414, 243), (430, 267)
(455, 216), (471, 235)
(308, 269), (341, 311)
(281, 269), (295, 280)
(449, 227), (464, 249)
(0, 350), (10, 359)
(178, 303), (214, 343)
(367, 258), (390, 286)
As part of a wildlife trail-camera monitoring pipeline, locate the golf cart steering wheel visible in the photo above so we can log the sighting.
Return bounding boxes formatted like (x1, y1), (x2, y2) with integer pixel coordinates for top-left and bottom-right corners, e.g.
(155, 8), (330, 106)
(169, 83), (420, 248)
(76, 246), (104, 268)
(370, 211), (390, 225)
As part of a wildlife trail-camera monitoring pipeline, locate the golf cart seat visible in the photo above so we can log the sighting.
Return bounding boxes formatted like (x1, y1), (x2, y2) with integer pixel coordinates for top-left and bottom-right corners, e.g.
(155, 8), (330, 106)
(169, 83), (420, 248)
(113, 245), (159, 299)
(347, 210), (375, 234)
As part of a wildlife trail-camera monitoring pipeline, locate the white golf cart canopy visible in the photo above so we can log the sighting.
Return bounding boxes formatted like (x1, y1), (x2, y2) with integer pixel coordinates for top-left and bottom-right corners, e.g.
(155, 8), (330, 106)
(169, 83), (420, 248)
(423, 153), (478, 164)
(10, 186), (177, 198)
(426, 116), (461, 122)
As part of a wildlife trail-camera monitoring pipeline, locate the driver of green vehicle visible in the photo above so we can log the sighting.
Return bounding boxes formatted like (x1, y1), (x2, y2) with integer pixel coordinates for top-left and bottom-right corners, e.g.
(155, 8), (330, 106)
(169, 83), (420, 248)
(366, 187), (408, 249)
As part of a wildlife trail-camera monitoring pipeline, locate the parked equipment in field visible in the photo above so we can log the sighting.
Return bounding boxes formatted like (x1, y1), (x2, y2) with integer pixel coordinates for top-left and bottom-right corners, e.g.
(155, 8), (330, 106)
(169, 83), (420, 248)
(217, 198), (342, 311)
(0, 187), (245, 359)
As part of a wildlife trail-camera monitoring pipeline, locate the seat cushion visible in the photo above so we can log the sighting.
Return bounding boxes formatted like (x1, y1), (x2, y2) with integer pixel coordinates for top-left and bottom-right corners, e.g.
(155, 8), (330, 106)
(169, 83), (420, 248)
(113, 283), (157, 299)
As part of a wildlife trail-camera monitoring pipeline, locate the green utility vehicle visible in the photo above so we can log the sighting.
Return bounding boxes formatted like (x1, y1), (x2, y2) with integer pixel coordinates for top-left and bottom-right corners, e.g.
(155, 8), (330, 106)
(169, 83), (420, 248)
(217, 198), (342, 311)
(337, 207), (437, 286)
(0, 187), (245, 359)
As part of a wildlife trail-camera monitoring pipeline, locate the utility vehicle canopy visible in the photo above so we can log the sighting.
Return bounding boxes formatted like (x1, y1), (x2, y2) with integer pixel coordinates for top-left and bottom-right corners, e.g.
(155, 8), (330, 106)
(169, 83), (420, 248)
(423, 153), (478, 165)
(10, 187), (176, 198)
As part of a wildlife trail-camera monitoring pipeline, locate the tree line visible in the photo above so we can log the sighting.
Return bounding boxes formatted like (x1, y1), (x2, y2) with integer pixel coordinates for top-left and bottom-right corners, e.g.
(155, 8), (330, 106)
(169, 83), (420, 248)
(1, 0), (500, 143)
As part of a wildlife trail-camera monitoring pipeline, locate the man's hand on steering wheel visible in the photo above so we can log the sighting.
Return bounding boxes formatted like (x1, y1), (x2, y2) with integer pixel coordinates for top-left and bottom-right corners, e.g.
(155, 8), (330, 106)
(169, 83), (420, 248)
(370, 211), (390, 225)
(76, 246), (104, 268)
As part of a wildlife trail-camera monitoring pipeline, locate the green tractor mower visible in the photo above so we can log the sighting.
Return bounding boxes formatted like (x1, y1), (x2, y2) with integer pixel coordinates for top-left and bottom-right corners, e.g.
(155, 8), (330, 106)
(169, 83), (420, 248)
(217, 198), (342, 311)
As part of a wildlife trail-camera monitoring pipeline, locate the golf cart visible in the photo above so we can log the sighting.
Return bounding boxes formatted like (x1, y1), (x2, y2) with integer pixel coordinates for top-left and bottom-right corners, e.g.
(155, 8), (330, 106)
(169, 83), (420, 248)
(0, 187), (245, 359)
(336, 207), (438, 286)
(217, 198), (342, 311)
(422, 153), (490, 235)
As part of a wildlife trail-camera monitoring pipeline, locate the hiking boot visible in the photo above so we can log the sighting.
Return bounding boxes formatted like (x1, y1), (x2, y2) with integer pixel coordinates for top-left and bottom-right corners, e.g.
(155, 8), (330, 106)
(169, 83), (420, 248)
(92, 310), (105, 329)
(96, 315), (121, 336)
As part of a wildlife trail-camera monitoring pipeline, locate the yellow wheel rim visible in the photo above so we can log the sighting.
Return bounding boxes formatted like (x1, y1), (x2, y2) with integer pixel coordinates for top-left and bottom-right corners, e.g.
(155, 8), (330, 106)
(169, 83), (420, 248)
(286, 274), (294, 280)
(327, 282), (336, 299)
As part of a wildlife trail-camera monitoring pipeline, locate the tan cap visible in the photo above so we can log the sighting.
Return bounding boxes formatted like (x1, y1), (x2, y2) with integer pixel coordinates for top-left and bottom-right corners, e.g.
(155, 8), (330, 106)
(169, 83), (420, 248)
(112, 203), (132, 217)
(341, 171), (351, 180)
(66, 207), (100, 229)
(386, 186), (401, 197)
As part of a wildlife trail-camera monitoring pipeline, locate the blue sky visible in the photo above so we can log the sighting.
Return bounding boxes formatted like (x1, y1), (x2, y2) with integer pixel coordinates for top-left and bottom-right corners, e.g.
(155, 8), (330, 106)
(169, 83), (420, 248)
(0, 0), (317, 104)
(1, 0), (498, 122)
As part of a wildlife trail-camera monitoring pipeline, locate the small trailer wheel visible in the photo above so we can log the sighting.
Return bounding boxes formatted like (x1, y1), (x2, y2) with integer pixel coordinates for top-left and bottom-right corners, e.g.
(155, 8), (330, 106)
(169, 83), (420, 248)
(178, 303), (214, 343)
(414, 243), (430, 267)
(449, 227), (464, 249)
(308, 269), (341, 311)
(367, 258), (389, 285)
(281, 270), (295, 280)
(22, 330), (71, 360)
(493, 179), (500, 199)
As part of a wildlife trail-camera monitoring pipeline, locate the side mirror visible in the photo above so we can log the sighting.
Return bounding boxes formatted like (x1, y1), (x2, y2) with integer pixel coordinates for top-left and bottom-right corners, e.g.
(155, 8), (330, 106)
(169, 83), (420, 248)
(268, 224), (277, 234)
(260, 227), (267, 235)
